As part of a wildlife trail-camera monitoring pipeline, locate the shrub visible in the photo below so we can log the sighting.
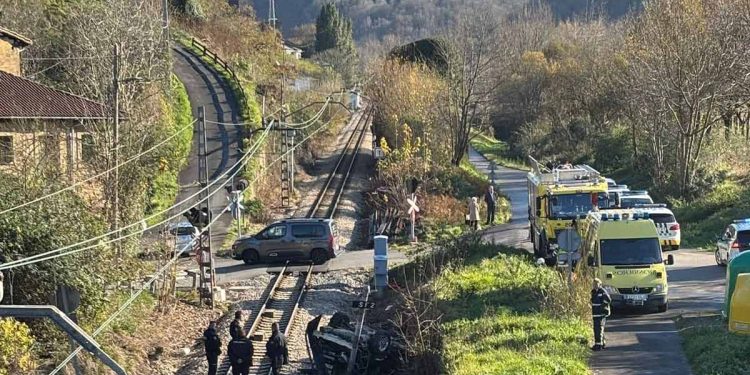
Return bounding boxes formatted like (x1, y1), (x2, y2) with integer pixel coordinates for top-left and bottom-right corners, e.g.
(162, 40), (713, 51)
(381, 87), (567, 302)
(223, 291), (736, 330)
(0, 319), (36, 374)
(677, 315), (750, 375)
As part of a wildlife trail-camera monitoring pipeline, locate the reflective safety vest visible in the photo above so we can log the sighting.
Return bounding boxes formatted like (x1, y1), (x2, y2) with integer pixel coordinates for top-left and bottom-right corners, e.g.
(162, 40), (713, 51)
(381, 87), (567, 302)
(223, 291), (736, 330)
(591, 287), (612, 318)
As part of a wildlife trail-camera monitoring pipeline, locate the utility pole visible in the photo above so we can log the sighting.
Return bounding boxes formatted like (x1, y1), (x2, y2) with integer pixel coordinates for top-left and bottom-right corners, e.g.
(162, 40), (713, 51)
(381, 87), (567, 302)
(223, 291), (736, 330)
(197, 107), (215, 308)
(268, 0), (277, 28)
(112, 43), (121, 255)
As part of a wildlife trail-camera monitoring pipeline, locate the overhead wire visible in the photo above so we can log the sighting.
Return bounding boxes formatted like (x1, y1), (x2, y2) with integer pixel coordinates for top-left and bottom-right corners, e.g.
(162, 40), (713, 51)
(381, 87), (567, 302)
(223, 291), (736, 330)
(0, 119), (198, 216)
(48, 112), (342, 374)
(0, 124), (273, 271)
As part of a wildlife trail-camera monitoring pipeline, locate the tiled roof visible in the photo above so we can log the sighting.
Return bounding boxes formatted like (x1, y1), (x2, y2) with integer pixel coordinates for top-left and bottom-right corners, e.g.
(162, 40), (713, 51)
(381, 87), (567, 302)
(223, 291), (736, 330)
(0, 71), (109, 120)
(0, 26), (32, 48)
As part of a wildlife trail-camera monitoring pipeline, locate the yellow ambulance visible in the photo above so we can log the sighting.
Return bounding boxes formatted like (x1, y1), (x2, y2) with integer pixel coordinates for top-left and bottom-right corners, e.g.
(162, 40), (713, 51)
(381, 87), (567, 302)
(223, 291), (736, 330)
(582, 209), (675, 312)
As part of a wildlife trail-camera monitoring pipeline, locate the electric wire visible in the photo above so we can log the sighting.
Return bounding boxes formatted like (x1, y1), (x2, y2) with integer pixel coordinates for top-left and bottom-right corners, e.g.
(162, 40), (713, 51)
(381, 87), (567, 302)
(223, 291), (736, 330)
(0, 124), (272, 271)
(0, 119), (198, 216)
(48, 114), (340, 375)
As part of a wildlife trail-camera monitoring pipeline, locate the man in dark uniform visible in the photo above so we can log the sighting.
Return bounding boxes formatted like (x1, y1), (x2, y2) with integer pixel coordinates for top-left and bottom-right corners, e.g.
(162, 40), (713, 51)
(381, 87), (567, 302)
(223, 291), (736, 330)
(203, 321), (222, 375)
(230, 311), (242, 340)
(591, 277), (612, 351)
(266, 322), (289, 375)
(228, 328), (254, 375)
(484, 185), (497, 225)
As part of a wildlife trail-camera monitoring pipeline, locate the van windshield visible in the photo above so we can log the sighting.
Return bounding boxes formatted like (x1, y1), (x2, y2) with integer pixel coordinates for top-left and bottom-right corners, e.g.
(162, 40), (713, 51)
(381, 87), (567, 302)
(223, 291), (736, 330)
(600, 238), (662, 265)
(550, 193), (593, 219)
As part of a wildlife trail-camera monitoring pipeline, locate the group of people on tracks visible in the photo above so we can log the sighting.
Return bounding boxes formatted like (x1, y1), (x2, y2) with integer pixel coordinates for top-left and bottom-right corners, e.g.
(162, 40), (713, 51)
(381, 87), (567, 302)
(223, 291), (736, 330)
(203, 310), (289, 375)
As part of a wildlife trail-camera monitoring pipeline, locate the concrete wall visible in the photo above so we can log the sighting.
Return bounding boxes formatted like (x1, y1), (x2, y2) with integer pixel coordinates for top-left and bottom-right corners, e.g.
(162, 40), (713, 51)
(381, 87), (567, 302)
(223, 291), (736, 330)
(0, 39), (21, 75)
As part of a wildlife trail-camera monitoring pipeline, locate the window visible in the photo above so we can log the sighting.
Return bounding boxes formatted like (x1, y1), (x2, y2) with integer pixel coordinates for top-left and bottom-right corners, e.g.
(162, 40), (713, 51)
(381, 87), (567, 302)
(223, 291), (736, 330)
(261, 225), (286, 240)
(737, 231), (750, 247)
(620, 197), (653, 208)
(0, 136), (12, 164)
(291, 224), (325, 238)
(42, 134), (60, 167)
(600, 238), (663, 265)
(81, 134), (95, 163)
(650, 214), (676, 224)
(549, 193), (594, 219)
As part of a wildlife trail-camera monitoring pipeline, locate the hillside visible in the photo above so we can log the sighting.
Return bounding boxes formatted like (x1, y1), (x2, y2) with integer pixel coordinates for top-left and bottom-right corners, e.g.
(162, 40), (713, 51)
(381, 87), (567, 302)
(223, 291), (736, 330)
(243, 0), (642, 43)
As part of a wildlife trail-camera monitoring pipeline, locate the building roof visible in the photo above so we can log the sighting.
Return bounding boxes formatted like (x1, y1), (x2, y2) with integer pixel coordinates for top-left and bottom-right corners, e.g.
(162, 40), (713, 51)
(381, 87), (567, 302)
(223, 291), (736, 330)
(0, 70), (109, 120)
(0, 26), (32, 48)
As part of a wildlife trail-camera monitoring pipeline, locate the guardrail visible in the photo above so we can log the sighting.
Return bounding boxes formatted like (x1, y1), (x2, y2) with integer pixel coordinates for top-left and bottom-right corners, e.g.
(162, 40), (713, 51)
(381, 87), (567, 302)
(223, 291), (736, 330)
(190, 37), (246, 100)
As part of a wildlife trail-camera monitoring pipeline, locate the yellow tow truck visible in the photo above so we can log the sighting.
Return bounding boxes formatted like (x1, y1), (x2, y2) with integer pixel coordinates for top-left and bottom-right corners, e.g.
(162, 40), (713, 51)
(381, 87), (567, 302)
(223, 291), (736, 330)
(581, 209), (675, 312)
(527, 157), (609, 260)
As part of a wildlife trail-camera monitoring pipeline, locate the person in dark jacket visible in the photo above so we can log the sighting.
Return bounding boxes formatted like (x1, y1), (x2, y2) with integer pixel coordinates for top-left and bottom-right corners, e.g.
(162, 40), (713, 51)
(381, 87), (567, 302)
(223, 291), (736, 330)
(266, 322), (289, 375)
(228, 328), (254, 375)
(203, 321), (222, 375)
(484, 185), (497, 225)
(230, 311), (242, 340)
(591, 278), (612, 351)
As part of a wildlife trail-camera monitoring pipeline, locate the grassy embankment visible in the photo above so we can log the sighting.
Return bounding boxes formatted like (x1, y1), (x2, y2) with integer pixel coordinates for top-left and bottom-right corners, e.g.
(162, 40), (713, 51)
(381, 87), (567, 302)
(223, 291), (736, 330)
(146, 75), (194, 224)
(436, 243), (591, 374)
(677, 315), (750, 374)
(671, 180), (750, 249)
(470, 132), (530, 171)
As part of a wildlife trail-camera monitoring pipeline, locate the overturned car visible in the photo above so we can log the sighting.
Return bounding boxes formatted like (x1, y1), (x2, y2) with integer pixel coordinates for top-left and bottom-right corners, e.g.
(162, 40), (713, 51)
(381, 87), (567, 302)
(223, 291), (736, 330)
(306, 312), (406, 374)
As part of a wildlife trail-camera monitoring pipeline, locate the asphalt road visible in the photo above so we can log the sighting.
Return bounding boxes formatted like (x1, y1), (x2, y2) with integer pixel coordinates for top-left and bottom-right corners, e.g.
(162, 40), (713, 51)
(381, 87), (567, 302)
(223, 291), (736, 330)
(171, 45), (243, 248)
(468, 146), (726, 375)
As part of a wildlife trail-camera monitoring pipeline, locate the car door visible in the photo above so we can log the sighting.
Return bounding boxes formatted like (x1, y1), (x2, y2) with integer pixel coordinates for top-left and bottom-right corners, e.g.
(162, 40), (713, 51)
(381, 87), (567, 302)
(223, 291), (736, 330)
(258, 224), (289, 261)
(289, 224), (325, 259)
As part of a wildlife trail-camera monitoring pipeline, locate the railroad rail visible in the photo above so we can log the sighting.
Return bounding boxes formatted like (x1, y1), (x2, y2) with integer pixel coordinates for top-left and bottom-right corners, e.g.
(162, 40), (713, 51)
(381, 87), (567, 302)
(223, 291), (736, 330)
(307, 106), (372, 219)
(220, 106), (372, 375)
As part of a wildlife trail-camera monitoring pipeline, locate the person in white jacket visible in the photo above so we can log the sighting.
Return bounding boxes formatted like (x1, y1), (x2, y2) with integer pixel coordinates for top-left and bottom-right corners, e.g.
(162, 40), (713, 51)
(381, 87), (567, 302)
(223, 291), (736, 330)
(468, 197), (480, 231)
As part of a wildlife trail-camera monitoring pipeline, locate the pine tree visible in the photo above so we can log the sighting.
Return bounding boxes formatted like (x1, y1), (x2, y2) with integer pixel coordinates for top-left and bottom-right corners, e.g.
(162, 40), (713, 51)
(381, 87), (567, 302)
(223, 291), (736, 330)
(314, 2), (356, 55)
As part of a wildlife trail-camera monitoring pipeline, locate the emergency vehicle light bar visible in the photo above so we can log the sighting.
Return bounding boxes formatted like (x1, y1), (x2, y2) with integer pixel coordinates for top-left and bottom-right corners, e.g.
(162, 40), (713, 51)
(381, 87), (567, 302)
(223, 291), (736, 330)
(634, 204), (667, 208)
(733, 218), (750, 224)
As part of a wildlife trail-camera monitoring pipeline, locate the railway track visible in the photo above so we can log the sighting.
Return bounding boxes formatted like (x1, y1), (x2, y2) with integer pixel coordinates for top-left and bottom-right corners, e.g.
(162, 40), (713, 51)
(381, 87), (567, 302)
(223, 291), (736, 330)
(220, 107), (372, 375)
(307, 106), (372, 219)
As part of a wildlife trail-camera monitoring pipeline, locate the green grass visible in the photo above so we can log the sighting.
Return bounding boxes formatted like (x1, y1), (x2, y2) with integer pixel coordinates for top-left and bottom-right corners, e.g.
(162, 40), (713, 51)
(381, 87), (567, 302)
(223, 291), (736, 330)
(436, 246), (591, 375)
(677, 315), (750, 374)
(672, 180), (750, 249)
(470, 132), (530, 171)
(146, 74), (194, 224)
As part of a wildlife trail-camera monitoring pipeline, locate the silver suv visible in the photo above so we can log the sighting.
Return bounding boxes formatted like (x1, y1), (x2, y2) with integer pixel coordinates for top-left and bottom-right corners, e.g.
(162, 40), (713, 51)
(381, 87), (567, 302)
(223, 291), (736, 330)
(231, 218), (340, 265)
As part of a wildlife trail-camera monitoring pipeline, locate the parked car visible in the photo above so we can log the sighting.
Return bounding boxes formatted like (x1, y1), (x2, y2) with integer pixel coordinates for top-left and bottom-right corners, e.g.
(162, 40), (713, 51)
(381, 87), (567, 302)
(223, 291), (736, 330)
(231, 218), (340, 265)
(635, 204), (681, 251)
(168, 222), (200, 255)
(619, 190), (654, 208)
(716, 219), (750, 266)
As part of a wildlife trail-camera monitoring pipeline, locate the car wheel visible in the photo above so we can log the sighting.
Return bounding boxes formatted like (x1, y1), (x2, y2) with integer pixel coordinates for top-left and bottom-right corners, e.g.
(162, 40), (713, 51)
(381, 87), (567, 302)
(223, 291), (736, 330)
(242, 249), (260, 265)
(311, 248), (329, 265)
(657, 303), (668, 313)
(716, 249), (727, 267)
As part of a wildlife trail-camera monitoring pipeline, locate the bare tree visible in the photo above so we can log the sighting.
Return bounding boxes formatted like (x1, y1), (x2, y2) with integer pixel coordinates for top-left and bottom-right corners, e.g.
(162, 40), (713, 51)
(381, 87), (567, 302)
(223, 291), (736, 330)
(437, 10), (503, 166)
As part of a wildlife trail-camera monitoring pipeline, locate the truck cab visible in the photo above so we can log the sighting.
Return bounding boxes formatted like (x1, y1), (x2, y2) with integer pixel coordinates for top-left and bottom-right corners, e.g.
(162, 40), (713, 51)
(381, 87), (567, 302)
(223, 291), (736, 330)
(582, 209), (675, 313)
(527, 157), (609, 260)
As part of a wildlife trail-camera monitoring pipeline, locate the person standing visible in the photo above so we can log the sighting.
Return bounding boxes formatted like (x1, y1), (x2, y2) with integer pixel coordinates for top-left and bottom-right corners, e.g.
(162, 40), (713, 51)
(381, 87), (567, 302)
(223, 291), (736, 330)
(468, 197), (480, 231)
(484, 185), (497, 225)
(230, 311), (242, 340)
(227, 328), (254, 375)
(591, 278), (612, 351)
(266, 322), (289, 375)
(203, 321), (222, 375)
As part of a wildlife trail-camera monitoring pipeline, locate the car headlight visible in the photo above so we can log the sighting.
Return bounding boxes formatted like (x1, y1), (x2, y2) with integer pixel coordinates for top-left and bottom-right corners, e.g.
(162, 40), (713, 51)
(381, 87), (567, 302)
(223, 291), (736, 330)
(655, 283), (665, 293)
(603, 285), (619, 295)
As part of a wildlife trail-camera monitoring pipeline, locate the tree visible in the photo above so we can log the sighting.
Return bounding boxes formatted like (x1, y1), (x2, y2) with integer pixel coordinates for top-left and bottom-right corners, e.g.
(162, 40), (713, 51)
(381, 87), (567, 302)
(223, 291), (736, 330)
(622, 0), (750, 195)
(314, 2), (355, 55)
(437, 11), (502, 166)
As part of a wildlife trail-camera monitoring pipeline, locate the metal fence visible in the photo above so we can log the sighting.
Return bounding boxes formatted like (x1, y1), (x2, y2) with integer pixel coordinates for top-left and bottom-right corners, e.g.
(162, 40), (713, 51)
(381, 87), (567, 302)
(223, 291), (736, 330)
(190, 37), (246, 100)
